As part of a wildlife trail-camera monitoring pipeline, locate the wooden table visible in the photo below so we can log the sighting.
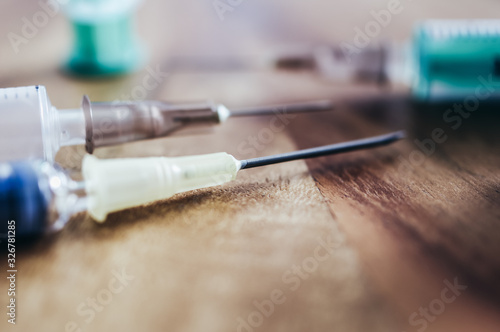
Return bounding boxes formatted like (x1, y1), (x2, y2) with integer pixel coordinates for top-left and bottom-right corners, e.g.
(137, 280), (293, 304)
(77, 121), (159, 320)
(1, 1), (499, 331)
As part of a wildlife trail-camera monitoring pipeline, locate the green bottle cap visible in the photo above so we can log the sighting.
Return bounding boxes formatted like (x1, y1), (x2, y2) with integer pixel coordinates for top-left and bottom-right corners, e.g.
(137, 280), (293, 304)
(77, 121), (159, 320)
(64, 0), (145, 76)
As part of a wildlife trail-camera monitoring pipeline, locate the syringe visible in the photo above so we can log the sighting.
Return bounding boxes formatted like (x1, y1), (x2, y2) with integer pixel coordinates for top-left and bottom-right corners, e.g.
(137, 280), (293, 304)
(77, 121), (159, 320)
(1, 130), (404, 238)
(0, 85), (333, 163)
(275, 20), (500, 102)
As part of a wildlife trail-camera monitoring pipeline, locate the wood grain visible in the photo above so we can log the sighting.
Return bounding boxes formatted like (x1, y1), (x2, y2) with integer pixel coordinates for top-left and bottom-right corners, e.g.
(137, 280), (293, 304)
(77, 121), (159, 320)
(288, 96), (500, 331)
(1, 1), (500, 331)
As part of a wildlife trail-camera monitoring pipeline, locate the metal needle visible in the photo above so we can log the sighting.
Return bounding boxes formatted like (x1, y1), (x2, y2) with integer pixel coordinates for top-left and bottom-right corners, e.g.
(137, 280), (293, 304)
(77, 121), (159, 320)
(229, 100), (334, 117)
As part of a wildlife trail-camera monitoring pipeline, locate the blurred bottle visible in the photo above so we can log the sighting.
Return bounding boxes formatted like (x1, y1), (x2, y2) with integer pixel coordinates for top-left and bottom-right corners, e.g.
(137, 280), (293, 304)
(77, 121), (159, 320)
(64, 0), (145, 76)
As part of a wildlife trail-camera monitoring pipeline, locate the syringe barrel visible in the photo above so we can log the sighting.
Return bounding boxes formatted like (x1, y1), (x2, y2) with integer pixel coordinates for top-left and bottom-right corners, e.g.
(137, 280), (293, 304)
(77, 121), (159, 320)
(0, 161), (50, 238)
(0, 160), (85, 238)
(83, 153), (240, 221)
(0, 85), (88, 163)
(0, 86), (57, 162)
(0, 159), (87, 238)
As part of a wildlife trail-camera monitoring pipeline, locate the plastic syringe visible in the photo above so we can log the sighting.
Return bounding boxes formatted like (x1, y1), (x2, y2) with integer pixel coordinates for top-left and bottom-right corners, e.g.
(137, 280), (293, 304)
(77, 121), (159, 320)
(275, 19), (500, 102)
(1, 130), (404, 238)
(0, 85), (333, 163)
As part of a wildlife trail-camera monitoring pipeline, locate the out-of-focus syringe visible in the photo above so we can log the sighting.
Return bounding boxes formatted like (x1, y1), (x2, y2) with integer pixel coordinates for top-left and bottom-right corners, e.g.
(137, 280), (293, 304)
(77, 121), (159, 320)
(275, 20), (500, 102)
(0, 85), (333, 163)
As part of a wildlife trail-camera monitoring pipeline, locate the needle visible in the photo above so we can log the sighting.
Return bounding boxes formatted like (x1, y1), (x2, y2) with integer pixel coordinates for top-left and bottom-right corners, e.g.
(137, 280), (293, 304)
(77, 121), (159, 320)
(230, 100), (334, 117)
(240, 130), (406, 169)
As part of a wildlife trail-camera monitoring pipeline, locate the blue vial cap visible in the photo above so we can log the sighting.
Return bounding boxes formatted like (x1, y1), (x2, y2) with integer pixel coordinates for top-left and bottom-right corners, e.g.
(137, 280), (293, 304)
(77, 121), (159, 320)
(0, 162), (49, 238)
(64, 0), (145, 76)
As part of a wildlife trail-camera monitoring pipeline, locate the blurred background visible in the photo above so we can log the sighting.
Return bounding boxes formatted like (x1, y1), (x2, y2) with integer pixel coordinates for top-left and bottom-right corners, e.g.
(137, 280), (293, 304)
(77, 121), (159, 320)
(2, 0), (499, 107)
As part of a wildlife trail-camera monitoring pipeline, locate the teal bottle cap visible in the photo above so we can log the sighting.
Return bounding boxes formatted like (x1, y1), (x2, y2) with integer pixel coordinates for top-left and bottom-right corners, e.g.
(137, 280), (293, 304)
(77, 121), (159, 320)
(64, 0), (145, 76)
